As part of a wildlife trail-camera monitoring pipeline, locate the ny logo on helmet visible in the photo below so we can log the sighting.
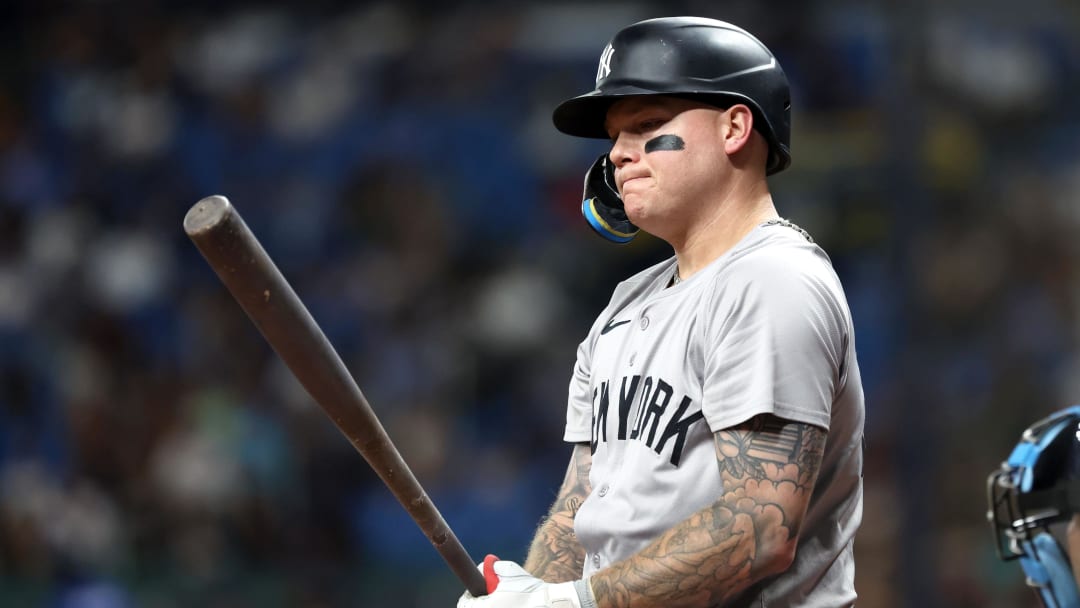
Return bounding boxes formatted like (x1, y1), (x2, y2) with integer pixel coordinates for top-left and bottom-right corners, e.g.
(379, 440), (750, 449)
(596, 44), (615, 83)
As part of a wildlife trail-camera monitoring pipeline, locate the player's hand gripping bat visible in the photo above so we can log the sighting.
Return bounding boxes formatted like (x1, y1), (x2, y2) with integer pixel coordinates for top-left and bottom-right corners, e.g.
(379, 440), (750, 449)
(183, 195), (487, 597)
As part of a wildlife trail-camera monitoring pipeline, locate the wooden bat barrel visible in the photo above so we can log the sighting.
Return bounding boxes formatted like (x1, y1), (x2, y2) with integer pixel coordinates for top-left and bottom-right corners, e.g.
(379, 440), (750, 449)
(184, 195), (486, 597)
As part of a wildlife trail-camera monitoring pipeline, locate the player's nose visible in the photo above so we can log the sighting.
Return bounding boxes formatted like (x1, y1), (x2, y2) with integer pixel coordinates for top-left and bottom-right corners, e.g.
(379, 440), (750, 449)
(608, 133), (641, 169)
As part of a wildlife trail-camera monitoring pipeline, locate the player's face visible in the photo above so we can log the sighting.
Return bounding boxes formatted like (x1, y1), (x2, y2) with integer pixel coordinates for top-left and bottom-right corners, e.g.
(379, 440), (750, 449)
(604, 96), (731, 239)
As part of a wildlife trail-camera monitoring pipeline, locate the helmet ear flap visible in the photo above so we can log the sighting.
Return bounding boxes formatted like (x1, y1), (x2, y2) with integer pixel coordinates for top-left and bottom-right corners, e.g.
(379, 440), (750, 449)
(581, 154), (638, 244)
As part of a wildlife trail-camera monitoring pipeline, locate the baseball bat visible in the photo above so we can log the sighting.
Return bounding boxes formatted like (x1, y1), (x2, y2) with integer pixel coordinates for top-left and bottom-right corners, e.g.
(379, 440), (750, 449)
(183, 195), (487, 597)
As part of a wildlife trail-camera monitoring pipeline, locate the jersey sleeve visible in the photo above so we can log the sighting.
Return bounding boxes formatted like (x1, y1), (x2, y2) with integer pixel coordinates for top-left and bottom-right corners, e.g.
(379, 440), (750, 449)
(701, 247), (848, 432)
(564, 334), (595, 443)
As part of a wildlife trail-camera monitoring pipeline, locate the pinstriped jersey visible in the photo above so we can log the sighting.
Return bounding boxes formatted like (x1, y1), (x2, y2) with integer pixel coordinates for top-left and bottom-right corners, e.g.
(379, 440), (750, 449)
(564, 222), (864, 607)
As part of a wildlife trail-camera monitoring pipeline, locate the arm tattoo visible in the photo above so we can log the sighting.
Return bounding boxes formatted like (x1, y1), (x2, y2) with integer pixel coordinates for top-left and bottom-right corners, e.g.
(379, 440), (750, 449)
(524, 443), (593, 582)
(590, 415), (827, 608)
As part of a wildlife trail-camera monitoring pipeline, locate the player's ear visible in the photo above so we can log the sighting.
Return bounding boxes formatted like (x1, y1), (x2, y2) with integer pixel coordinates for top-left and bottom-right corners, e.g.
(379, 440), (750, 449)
(721, 104), (754, 156)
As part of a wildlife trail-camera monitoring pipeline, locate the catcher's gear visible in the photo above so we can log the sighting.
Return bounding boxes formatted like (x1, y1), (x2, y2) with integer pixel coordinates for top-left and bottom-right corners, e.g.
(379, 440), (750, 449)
(987, 405), (1080, 608)
(553, 16), (792, 175)
(581, 154), (638, 243)
(458, 559), (597, 608)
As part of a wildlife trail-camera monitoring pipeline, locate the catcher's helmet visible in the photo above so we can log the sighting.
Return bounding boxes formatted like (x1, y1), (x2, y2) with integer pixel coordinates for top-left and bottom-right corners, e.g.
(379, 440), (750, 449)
(987, 405), (1080, 608)
(553, 16), (792, 175)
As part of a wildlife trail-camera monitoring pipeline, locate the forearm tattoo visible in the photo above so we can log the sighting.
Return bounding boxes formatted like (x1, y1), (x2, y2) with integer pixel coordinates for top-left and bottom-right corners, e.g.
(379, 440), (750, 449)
(524, 443), (593, 582)
(590, 415), (826, 608)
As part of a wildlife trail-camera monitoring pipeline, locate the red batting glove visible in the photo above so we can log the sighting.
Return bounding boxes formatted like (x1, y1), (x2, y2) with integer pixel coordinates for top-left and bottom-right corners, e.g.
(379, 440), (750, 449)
(484, 554), (500, 594)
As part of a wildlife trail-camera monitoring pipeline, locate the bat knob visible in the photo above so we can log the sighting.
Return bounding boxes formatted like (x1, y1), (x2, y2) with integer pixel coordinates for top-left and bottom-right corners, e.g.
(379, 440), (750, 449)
(184, 195), (234, 236)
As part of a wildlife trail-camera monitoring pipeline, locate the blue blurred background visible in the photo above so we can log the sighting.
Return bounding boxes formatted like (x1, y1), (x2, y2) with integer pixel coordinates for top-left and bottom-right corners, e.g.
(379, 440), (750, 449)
(2, 1), (1079, 606)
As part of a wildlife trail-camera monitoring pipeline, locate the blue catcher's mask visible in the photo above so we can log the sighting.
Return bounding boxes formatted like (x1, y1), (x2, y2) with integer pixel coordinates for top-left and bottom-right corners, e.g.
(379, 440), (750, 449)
(988, 405), (1080, 608)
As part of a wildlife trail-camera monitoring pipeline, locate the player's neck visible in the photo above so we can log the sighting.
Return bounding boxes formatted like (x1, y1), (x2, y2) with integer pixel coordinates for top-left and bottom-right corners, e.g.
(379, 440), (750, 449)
(671, 184), (777, 281)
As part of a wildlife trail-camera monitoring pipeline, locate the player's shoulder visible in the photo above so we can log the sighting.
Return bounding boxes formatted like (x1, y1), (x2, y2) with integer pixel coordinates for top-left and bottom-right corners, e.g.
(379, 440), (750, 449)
(706, 223), (848, 312)
(722, 223), (835, 282)
(704, 224), (854, 336)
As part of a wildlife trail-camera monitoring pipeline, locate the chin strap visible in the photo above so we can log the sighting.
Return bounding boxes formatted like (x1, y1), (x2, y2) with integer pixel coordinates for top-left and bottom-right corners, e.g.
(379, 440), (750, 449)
(580, 154), (638, 243)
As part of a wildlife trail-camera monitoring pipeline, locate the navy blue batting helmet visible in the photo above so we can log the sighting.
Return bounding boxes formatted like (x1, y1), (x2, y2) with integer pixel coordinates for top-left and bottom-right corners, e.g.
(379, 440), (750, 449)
(553, 16), (792, 175)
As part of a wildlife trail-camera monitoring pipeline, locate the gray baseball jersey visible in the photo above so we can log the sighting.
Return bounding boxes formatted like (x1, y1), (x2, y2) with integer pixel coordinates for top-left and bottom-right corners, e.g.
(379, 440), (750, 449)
(564, 221), (864, 607)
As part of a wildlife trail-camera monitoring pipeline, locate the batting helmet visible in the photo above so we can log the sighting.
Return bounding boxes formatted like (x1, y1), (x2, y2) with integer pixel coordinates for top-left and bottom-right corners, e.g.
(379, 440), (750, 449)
(552, 16), (792, 175)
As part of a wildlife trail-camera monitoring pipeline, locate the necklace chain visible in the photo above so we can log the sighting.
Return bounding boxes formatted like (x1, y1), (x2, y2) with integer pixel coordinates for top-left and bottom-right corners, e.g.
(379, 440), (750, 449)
(761, 217), (814, 243)
(670, 218), (812, 287)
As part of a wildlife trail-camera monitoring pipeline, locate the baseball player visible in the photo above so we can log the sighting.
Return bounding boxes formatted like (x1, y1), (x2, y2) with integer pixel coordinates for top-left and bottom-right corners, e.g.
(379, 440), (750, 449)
(459, 17), (864, 607)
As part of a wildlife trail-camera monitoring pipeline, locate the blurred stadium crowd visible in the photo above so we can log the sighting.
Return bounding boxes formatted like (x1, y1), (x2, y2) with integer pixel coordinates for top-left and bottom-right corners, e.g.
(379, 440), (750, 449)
(2, 1), (1080, 606)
